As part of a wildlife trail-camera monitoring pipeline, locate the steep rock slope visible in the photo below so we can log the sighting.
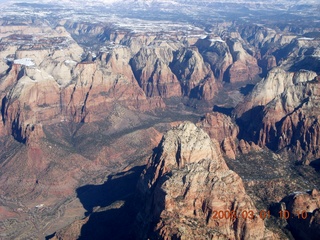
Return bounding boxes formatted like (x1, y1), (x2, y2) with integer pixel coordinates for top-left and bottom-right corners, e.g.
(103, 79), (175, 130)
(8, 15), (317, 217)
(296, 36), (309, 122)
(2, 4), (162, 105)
(131, 43), (181, 98)
(197, 112), (239, 143)
(0, 45), (164, 143)
(197, 112), (239, 159)
(234, 67), (317, 118)
(234, 67), (319, 162)
(281, 189), (320, 240)
(275, 38), (320, 73)
(225, 38), (261, 83)
(195, 37), (233, 82)
(135, 122), (274, 239)
(170, 47), (219, 100)
(259, 77), (320, 161)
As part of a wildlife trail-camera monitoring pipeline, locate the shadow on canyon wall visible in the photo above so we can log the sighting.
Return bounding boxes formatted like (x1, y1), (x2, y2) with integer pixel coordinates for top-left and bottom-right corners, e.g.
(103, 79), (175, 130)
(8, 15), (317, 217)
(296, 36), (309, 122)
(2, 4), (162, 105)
(75, 165), (145, 240)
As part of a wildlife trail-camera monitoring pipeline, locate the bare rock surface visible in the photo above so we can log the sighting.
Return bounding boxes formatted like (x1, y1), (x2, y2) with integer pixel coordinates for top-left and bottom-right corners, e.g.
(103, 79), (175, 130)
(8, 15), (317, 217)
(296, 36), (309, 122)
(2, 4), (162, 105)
(197, 112), (239, 159)
(135, 122), (274, 239)
(225, 39), (261, 83)
(235, 67), (317, 119)
(280, 189), (320, 240)
(197, 112), (239, 143)
(235, 67), (319, 162)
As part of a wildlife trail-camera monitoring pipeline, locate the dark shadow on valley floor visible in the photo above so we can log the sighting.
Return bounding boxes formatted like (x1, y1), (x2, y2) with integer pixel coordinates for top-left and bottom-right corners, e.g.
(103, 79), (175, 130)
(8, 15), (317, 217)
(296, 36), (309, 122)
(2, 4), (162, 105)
(239, 84), (255, 96)
(76, 165), (145, 240)
(213, 105), (233, 116)
(310, 159), (320, 172)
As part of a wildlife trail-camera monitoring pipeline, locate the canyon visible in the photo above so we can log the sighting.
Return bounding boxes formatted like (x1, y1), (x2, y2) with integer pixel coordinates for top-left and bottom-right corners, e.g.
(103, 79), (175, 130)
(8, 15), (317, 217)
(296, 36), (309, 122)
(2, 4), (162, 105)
(0, 0), (319, 239)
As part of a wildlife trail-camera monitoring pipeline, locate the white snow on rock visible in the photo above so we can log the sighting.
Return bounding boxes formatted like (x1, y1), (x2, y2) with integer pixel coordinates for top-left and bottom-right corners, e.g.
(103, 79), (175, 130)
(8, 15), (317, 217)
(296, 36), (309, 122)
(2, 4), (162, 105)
(64, 59), (77, 65)
(298, 37), (314, 41)
(14, 58), (35, 67)
(209, 38), (225, 43)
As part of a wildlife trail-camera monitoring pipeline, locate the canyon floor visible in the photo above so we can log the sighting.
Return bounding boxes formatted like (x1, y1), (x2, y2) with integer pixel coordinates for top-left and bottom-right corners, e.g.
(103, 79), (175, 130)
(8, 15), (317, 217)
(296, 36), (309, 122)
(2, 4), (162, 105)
(0, 0), (320, 239)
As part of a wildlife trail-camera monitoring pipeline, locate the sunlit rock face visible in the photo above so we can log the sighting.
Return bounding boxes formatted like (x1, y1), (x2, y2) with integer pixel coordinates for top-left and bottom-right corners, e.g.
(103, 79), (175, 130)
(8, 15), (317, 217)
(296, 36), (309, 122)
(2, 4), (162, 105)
(224, 39), (261, 83)
(135, 122), (275, 240)
(235, 67), (320, 162)
(196, 112), (239, 159)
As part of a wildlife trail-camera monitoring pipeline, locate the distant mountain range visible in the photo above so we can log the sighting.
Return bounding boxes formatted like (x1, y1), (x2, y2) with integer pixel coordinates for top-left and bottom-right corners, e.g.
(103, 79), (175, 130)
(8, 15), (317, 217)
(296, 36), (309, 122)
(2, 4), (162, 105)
(6, 0), (319, 7)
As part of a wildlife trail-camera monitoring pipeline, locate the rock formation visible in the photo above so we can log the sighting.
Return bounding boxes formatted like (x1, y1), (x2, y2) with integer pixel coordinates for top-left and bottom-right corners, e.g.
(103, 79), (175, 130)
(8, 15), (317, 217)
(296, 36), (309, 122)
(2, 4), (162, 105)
(1, 12), (320, 239)
(235, 67), (320, 162)
(197, 112), (239, 159)
(170, 47), (219, 99)
(0, 36), (164, 142)
(195, 37), (233, 82)
(196, 112), (262, 159)
(130, 44), (181, 98)
(135, 122), (274, 239)
(224, 39), (261, 83)
(280, 189), (320, 240)
(234, 67), (317, 118)
(197, 112), (238, 143)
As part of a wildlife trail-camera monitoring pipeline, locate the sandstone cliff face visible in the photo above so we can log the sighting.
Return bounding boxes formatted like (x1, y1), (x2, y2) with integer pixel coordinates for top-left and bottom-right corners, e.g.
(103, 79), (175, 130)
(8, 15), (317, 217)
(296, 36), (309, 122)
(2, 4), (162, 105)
(235, 68), (319, 162)
(196, 112), (262, 159)
(0, 42), (166, 143)
(131, 45), (181, 98)
(1, 66), (61, 142)
(259, 55), (277, 76)
(197, 112), (238, 143)
(239, 25), (279, 49)
(197, 112), (239, 159)
(196, 38), (233, 82)
(225, 39), (261, 83)
(281, 189), (320, 240)
(277, 38), (320, 72)
(135, 122), (274, 240)
(120, 33), (158, 55)
(171, 47), (219, 99)
(258, 78), (320, 161)
(1, 22), (234, 144)
(235, 68), (317, 119)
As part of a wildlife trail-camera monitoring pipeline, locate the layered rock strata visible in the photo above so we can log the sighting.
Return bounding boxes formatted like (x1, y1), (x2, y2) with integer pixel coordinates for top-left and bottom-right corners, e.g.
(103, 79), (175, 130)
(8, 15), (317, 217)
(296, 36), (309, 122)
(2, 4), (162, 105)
(196, 112), (261, 159)
(135, 122), (274, 239)
(235, 67), (319, 162)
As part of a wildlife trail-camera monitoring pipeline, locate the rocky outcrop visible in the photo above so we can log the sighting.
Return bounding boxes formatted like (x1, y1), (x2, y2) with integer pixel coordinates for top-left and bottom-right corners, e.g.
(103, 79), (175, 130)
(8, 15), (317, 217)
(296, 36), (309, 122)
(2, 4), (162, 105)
(1, 23), (236, 144)
(235, 68), (319, 162)
(197, 112), (238, 143)
(130, 45), (181, 98)
(1, 47), (166, 142)
(259, 78), (320, 161)
(196, 37), (233, 82)
(235, 68), (317, 119)
(197, 112), (239, 159)
(224, 39), (261, 83)
(280, 189), (320, 240)
(1, 67), (61, 142)
(237, 139), (261, 155)
(276, 38), (320, 72)
(197, 112), (263, 159)
(171, 48), (219, 99)
(135, 122), (274, 239)
(259, 55), (277, 76)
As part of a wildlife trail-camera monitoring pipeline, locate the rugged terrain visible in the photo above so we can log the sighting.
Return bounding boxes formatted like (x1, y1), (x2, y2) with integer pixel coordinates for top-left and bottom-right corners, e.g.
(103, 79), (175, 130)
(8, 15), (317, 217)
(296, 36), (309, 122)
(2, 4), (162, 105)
(135, 122), (275, 239)
(0, 0), (319, 239)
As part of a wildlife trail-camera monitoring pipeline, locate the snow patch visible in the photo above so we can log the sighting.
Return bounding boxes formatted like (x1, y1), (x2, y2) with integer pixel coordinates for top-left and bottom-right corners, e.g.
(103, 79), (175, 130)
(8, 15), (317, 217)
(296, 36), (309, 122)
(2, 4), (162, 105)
(298, 37), (314, 41)
(289, 191), (309, 196)
(64, 59), (77, 65)
(14, 58), (35, 67)
(209, 38), (225, 43)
